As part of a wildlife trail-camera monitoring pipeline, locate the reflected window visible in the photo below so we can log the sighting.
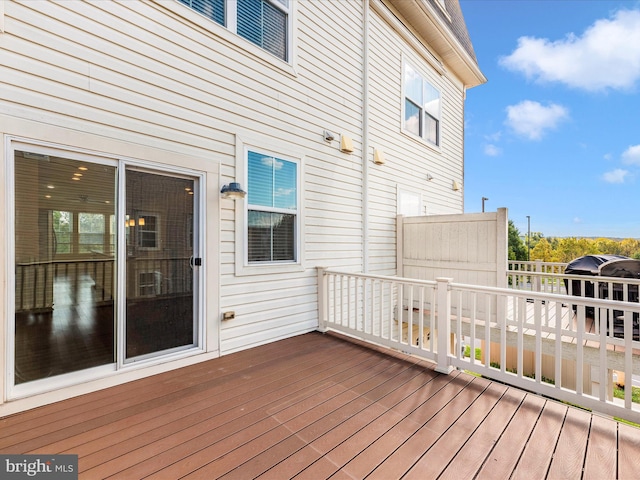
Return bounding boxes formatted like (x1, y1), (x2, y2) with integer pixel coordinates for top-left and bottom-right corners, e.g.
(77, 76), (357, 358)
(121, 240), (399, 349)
(137, 214), (159, 249)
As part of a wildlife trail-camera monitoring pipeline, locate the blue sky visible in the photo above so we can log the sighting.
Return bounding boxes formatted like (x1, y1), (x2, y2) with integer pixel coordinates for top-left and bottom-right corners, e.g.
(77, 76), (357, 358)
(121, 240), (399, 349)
(461, 0), (640, 238)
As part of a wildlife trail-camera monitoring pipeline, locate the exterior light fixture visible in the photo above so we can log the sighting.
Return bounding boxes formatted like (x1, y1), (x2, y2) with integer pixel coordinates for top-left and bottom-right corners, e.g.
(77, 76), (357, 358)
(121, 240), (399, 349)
(452, 180), (461, 191)
(373, 148), (385, 165)
(426, 174), (434, 181)
(323, 130), (336, 142)
(340, 135), (354, 153)
(220, 182), (247, 199)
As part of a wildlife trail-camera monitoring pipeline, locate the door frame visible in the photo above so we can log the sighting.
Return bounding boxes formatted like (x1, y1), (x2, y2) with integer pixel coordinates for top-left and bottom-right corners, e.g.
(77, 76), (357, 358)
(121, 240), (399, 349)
(117, 163), (205, 367)
(4, 135), (217, 403)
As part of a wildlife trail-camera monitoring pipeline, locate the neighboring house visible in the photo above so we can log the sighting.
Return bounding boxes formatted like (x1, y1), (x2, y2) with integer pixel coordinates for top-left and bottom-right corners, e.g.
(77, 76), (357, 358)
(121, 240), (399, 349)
(0, 0), (485, 414)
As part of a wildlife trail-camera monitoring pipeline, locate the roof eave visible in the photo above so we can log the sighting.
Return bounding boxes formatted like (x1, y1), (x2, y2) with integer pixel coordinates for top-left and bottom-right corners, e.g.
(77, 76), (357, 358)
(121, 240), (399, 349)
(386, 0), (487, 89)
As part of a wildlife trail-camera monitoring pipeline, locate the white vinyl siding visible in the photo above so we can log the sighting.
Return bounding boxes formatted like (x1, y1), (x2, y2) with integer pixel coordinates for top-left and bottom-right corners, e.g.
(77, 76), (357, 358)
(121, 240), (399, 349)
(366, 10), (465, 275)
(0, 0), (469, 387)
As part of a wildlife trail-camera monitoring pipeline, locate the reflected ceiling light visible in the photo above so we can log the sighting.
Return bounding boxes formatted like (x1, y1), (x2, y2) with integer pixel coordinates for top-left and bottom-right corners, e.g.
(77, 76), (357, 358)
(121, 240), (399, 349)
(47, 185), (54, 189)
(45, 195), (51, 199)
(71, 177), (80, 181)
(220, 182), (247, 199)
(74, 173), (83, 177)
(78, 166), (88, 171)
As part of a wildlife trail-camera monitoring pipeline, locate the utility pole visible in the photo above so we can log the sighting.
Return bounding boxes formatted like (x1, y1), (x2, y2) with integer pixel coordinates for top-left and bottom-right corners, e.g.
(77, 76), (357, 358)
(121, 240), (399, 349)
(526, 215), (531, 261)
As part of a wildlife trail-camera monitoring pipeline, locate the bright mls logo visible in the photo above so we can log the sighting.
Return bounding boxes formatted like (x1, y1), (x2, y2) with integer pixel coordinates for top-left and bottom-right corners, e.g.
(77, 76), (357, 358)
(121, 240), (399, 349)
(1, 455), (77, 479)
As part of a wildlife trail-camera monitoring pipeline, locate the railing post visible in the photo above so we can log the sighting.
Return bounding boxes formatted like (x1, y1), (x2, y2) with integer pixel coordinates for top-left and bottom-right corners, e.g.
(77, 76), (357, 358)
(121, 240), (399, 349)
(317, 267), (328, 332)
(435, 277), (454, 374)
(534, 259), (542, 292)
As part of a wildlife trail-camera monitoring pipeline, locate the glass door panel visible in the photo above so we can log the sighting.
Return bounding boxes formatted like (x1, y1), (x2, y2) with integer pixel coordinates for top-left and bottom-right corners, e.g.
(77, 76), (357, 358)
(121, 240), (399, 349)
(125, 169), (197, 361)
(14, 151), (116, 384)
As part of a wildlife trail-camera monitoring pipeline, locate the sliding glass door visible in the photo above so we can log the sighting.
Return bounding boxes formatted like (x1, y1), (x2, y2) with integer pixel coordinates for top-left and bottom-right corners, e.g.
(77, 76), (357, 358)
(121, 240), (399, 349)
(12, 148), (201, 391)
(124, 168), (198, 362)
(14, 151), (116, 384)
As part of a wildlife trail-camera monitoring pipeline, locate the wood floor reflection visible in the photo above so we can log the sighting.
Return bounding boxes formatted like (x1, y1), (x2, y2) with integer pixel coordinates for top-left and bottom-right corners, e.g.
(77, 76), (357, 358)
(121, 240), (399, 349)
(14, 271), (194, 384)
(14, 273), (114, 384)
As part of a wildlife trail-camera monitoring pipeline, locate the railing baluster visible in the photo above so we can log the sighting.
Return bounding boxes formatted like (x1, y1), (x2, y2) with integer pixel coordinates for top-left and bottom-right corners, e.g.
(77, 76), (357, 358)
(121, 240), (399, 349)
(319, 267), (640, 424)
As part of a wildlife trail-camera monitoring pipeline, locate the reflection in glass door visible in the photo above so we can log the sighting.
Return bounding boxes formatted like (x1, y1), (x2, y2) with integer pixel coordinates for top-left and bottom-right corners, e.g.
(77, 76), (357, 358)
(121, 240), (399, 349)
(124, 169), (198, 361)
(14, 151), (116, 384)
(12, 149), (201, 391)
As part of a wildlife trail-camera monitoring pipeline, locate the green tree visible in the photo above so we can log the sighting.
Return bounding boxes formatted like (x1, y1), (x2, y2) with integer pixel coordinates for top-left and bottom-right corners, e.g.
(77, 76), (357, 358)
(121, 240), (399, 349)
(593, 237), (621, 255)
(619, 238), (640, 257)
(554, 237), (597, 263)
(530, 237), (554, 262)
(508, 220), (527, 261)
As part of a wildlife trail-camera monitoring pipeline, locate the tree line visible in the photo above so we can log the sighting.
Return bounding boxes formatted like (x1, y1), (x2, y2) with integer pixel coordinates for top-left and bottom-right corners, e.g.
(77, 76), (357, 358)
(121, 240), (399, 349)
(508, 220), (640, 263)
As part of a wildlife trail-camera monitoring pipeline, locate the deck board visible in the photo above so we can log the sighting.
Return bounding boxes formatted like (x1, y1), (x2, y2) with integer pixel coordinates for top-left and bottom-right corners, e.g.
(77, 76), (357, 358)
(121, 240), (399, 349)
(1, 331), (640, 479)
(547, 406), (591, 479)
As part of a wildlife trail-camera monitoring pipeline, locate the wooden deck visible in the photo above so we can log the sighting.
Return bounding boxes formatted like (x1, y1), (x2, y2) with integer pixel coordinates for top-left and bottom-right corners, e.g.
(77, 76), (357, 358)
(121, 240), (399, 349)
(2, 332), (640, 479)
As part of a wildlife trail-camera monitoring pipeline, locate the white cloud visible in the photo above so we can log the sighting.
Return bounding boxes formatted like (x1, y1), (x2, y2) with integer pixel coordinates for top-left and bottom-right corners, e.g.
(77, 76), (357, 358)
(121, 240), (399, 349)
(603, 153), (613, 161)
(484, 144), (502, 156)
(622, 145), (640, 165)
(573, 217), (583, 224)
(261, 157), (283, 169)
(602, 168), (629, 183)
(500, 9), (640, 92)
(505, 100), (569, 140)
(484, 131), (502, 142)
(275, 187), (295, 197)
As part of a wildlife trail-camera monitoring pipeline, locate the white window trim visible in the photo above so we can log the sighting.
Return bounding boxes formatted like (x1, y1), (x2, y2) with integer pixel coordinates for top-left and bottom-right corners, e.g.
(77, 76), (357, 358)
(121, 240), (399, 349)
(396, 185), (425, 217)
(135, 212), (161, 251)
(401, 57), (442, 152)
(168, 0), (297, 71)
(233, 136), (305, 276)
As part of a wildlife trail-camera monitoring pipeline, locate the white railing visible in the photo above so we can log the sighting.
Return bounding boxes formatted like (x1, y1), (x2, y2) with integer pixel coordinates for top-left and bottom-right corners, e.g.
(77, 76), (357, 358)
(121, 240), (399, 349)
(508, 260), (567, 274)
(317, 267), (640, 424)
(508, 266), (640, 307)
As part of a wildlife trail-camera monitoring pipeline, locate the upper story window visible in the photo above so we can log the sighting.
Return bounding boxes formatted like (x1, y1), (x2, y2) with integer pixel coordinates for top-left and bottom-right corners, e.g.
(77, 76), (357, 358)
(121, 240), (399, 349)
(403, 62), (441, 146)
(247, 150), (299, 263)
(178, 0), (290, 61)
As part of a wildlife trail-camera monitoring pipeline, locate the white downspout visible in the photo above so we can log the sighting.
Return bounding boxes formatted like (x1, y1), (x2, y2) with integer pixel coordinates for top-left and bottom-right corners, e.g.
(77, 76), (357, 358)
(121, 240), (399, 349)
(362, 0), (370, 273)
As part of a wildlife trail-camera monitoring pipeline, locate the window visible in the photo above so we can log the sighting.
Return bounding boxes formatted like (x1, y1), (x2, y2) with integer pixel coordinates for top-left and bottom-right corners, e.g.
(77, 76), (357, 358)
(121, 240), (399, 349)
(178, 0), (290, 61)
(247, 150), (298, 263)
(136, 214), (159, 249)
(403, 62), (441, 146)
(397, 189), (423, 216)
(178, 0), (224, 25)
(53, 210), (73, 254)
(78, 213), (106, 254)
